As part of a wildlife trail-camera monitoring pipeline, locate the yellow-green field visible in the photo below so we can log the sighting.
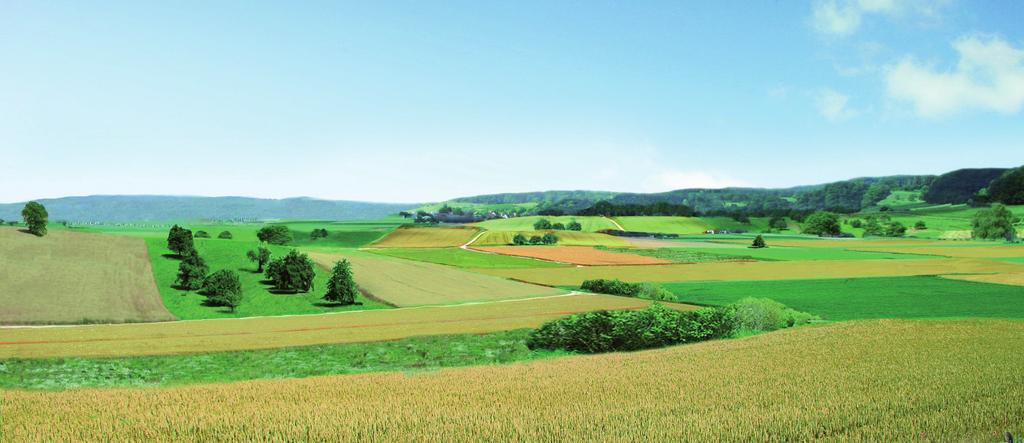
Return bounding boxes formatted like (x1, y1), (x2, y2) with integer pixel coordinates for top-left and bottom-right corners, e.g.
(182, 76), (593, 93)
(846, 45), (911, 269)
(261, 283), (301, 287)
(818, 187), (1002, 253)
(611, 216), (710, 234)
(369, 225), (480, 248)
(308, 251), (564, 306)
(472, 216), (618, 232)
(0, 294), (680, 358)
(850, 245), (1024, 258)
(0, 228), (174, 325)
(470, 257), (1024, 286)
(3, 320), (1021, 441)
(470, 230), (630, 247)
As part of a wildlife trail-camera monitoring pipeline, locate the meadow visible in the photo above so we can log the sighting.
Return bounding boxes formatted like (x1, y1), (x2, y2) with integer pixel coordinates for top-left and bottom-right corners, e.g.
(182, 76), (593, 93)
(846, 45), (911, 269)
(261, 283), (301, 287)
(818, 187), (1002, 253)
(611, 216), (709, 234)
(4, 320), (1021, 441)
(665, 276), (1024, 320)
(0, 228), (173, 325)
(0, 294), (678, 358)
(473, 215), (618, 232)
(470, 230), (631, 247)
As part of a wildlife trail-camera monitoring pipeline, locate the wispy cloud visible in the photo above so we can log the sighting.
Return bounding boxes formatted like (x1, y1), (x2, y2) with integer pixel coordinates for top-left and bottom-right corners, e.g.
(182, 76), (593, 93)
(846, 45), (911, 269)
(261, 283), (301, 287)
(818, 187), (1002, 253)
(811, 0), (945, 36)
(885, 35), (1024, 117)
(816, 89), (859, 121)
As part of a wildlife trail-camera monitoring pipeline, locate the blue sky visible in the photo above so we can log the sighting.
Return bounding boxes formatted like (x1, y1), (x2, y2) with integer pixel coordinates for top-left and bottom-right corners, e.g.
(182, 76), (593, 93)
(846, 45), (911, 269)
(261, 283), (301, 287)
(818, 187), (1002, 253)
(1, 1), (1022, 203)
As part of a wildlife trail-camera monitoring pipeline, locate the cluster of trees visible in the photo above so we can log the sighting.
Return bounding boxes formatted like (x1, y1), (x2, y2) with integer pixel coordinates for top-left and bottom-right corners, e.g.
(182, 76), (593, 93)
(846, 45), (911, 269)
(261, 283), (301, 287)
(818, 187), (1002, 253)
(972, 204), (1019, 241)
(532, 218), (582, 231)
(512, 233), (558, 245)
(309, 228), (329, 240)
(577, 201), (695, 217)
(264, 250), (316, 293)
(526, 298), (816, 354)
(923, 168), (1007, 204)
(167, 225), (243, 312)
(851, 214), (906, 237)
(581, 279), (673, 300)
(20, 201), (48, 236)
(801, 212), (842, 237)
(983, 166), (1024, 205)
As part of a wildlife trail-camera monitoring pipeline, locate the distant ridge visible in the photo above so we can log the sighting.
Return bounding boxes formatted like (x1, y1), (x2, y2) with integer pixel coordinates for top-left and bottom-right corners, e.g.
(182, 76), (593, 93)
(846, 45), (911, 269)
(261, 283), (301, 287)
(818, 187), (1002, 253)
(0, 195), (417, 223)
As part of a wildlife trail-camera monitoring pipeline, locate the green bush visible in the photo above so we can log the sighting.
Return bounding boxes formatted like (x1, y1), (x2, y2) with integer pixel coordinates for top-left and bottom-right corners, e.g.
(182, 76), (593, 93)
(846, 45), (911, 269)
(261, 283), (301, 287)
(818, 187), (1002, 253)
(731, 297), (817, 332)
(581, 279), (672, 300)
(526, 304), (734, 353)
(217, 231), (233, 239)
(201, 270), (243, 311)
(194, 230), (211, 238)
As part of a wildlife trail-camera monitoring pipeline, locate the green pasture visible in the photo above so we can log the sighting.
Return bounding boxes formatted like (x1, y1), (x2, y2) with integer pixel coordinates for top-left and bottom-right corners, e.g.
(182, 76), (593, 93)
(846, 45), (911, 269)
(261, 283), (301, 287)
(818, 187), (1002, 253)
(664, 276), (1024, 320)
(611, 216), (709, 234)
(473, 216), (617, 232)
(146, 238), (389, 320)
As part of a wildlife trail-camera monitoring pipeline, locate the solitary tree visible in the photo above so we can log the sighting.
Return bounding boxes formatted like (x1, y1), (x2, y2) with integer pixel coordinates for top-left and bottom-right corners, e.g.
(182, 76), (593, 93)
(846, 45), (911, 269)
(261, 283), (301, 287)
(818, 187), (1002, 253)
(167, 225), (195, 257)
(512, 233), (528, 245)
(218, 231), (233, 239)
(914, 221), (927, 230)
(175, 251), (209, 290)
(20, 201), (48, 236)
(324, 260), (358, 305)
(201, 269), (243, 311)
(247, 246), (272, 272)
(567, 220), (583, 231)
(551, 222), (566, 230)
(802, 212), (841, 237)
(973, 204), (1017, 241)
(529, 235), (544, 245)
(257, 225), (292, 245)
(885, 221), (907, 237)
(194, 230), (211, 238)
(265, 249), (316, 292)
(533, 218), (552, 230)
(751, 235), (767, 248)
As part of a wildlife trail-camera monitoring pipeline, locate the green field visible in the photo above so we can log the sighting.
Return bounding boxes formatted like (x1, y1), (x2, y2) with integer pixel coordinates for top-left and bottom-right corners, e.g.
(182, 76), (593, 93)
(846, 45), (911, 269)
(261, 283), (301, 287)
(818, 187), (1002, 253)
(611, 216), (709, 234)
(470, 230), (630, 247)
(147, 238), (389, 320)
(0, 329), (564, 390)
(368, 247), (568, 268)
(473, 216), (618, 232)
(683, 245), (940, 261)
(665, 276), (1024, 320)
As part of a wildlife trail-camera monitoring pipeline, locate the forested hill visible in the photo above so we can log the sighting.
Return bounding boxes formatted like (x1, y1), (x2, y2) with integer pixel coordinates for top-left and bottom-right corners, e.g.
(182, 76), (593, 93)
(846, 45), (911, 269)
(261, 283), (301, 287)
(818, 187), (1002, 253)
(0, 196), (415, 223)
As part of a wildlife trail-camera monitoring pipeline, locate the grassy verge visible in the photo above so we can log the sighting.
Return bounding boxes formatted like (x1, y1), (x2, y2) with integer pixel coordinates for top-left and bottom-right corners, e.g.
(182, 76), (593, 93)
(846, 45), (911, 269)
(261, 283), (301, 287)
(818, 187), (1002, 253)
(0, 329), (566, 390)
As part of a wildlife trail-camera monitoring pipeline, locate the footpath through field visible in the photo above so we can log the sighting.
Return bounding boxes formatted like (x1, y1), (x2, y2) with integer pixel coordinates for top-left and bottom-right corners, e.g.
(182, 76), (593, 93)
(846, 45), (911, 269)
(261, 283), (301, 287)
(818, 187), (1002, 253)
(0, 294), (695, 359)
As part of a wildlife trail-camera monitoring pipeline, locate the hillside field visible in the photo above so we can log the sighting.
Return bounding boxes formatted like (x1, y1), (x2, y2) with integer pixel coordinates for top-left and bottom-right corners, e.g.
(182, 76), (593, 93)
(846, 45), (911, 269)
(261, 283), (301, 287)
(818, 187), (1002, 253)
(0, 228), (173, 325)
(370, 225), (480, 248)
(4, 320), (1021, 441)
(473, 216), (618, 232)
(470, 230), (630, 247)
(367, 247), (568, 268)
(474, 245), (673, 266)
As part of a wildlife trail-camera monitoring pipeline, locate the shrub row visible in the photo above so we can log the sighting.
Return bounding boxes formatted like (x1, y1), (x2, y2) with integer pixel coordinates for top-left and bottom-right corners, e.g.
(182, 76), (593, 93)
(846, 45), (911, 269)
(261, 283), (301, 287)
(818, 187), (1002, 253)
(581, 278), (673, 300)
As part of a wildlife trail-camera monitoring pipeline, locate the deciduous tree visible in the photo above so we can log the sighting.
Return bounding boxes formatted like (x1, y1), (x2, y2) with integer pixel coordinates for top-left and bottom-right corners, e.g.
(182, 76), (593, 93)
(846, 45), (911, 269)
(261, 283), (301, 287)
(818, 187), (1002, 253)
(21, 201), (48, 236)
(324, 260), (358, 305)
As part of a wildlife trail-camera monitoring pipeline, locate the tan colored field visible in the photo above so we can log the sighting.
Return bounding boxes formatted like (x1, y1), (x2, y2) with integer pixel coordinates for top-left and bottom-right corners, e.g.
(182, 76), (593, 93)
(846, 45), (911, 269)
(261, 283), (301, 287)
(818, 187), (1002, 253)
(308, 251), (563, 306)
(369, 225), (479, 248)
(0, 228), (173, 325)
(0, 294), (688, 359)
(470, 230), (630, 247)
(850, 245), (1024, 258)
(470, 257), (1024, 286)
(475, 246), (672, 265)
(4, 320), (1021, 441)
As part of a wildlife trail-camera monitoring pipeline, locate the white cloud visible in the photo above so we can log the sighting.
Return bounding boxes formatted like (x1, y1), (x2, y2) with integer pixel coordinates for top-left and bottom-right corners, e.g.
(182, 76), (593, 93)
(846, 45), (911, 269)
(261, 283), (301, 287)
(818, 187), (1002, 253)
(885, 35), (1024, 117)
(816, 89), (859, 121)
(645, 171), (746, 191)
(811, 0), (937, 36)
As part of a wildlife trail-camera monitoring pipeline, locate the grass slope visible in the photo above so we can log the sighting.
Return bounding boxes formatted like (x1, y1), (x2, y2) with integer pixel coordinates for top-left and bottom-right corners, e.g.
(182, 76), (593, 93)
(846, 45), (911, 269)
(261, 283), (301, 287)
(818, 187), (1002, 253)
(665, 275), (1024, 320)
(147, 238), (388, 320)
(471, 230), (629, 247)
(611, 216), (709, 234)
(473, 216), (617, 232)
(0, 228), (173, 325)
(5, 320), (1022, 441)
(0, 329), (565, 390)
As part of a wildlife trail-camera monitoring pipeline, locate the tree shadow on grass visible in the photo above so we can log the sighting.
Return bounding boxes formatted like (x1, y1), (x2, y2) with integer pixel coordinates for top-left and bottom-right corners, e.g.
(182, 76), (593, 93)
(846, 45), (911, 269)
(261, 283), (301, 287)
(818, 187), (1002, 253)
(162, 253), (185, 260)
(268, 288), (310, 295)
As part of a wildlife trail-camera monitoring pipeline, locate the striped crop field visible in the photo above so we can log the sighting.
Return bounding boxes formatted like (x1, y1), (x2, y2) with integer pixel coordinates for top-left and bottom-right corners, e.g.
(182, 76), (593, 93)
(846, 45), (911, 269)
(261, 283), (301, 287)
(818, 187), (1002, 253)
(3, 320), (1022, 441)
(0, 228), (174, 325)
(470, 230), (630, 247)
(0, 294), (689, 359)
(849, 245), (1024, 258)
(308, 251), (564, 306)
(473, 246), (673, 266)
(369, 225), (480, 248)
(469, 257), (1024, 286)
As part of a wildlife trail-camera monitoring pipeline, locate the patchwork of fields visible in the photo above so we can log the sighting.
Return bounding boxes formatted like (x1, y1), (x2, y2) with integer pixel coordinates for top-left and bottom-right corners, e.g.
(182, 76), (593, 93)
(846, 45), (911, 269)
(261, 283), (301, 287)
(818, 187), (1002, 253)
(470, 230), (631, 247)
(5, 320), (1021, 441)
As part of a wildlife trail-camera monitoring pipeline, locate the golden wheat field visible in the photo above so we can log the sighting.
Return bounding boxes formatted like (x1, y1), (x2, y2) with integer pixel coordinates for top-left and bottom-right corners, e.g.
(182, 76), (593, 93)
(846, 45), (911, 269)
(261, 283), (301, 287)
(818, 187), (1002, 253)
(3, 319), (1022, 441)
(369, 225), (480, 248)
(0, 294), (689, 359)
(471, 257), (1024, 286)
